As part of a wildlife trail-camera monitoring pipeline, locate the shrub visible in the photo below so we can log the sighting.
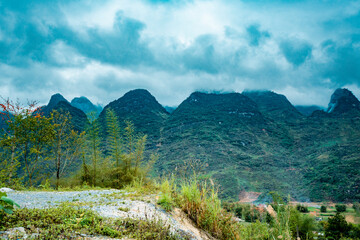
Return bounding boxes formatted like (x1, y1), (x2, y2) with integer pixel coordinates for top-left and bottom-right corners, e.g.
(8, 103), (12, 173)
(158, 179), (175, 212)
(325, 213), (351, 239)
(353, 202), (360, 213)
(320, 205), (327, 213)
(244, 208), (260, 223)
(0, 192), (20, 219)
(234, 206), (242, 218)
(178, 179), (240, 239)
(335, 204), (347, 213)
(290, 207), (315, 239)
(296, 204), (309, 213)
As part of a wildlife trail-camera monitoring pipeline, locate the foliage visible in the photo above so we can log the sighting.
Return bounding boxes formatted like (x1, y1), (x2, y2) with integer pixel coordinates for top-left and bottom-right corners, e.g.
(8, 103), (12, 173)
(85, 112), (102, 186)
(289, 207), (315, 239)
(296, 204), (309, 213)
(335, 204), (347, 213)
(0, 98), (55, 187)
(325, 213), (351, 239)
(320, 205), (327, 213)
(0, 204), (182, 239)
(157, 179), (176, 211)
(177, 178), (240, 239)
(0, 192), (20, 219)
(353, 202), (360, 214)
(50, 110), (85, 189)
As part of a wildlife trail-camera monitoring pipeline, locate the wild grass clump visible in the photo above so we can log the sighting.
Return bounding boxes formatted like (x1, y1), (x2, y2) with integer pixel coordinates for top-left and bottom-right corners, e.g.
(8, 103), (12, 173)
(176, 178), (240, 240)
(157, 178), (176, 211)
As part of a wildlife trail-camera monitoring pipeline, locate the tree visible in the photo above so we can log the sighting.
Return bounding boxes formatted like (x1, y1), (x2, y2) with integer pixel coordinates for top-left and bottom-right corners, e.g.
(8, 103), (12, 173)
(105, 109), (122, 169)
(325, 213), (351, 239)
(85, 113), (101, 186)
(51, 110), (85, 189)
(0, 98), (55, 187)
(320, 205), (327, 213)
(335, 204), (346, 213)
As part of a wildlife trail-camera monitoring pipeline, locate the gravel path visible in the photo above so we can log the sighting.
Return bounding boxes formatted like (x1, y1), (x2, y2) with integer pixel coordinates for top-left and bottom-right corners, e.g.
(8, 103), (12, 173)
(6, 189), (198, 239)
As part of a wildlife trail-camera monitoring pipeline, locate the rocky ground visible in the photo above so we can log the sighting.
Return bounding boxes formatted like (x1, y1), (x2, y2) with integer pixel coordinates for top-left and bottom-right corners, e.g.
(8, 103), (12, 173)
(1, 189), (213, 240)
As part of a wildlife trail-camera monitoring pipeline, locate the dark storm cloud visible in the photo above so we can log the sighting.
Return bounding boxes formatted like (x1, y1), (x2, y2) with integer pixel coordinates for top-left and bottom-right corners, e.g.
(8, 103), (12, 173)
(246, 24), (270, 47)
(280, 38), (312, 66)
(64, 12), (153, 66)
(181, 35), (220, 74)
(0, 0), (360, 106)
(319, 38), (360, 86)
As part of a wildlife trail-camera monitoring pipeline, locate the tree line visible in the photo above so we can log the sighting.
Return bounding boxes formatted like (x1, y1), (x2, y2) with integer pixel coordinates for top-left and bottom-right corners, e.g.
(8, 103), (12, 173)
(0, 98), (154, 190)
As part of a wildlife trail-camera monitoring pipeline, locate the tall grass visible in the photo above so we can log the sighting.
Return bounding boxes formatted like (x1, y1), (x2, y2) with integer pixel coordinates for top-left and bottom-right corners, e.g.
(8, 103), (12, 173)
(156, 176), (302, 240)
(177, 178), (240, 239)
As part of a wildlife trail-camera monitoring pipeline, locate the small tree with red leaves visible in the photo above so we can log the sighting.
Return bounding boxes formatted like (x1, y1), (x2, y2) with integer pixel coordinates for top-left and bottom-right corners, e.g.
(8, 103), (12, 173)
(0, 98), (55, 187)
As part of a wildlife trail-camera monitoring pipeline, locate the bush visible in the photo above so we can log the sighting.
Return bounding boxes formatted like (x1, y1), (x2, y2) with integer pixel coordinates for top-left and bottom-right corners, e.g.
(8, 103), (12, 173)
(320, 205), (327, 213)
(0, 192), (20, 219)
(296, 204), (309, 213)
(353, 202), (360, 213)
(335, 204), (346, 213)
(178, 179), (240, 239)
(290, 207), (315, 240)
(325, 213), (351, 239)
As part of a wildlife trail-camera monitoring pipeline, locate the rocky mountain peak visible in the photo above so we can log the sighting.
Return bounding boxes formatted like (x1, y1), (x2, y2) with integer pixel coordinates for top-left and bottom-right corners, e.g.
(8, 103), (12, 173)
(47, 93), (69, 110)
(327, 88), (360, 114)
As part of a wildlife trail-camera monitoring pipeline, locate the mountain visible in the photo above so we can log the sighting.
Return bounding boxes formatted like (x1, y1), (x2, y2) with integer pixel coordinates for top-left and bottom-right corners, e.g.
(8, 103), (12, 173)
(71, 97), (102, 117)
(327, 88), (360, 115)
(98, 89), (169, 143)
(40, 93), (88, 132)
(22, 88), (360, 202)
(295, 105), (324, 116)
(157, 92), (302, 199)
(164, 106), (177, 114)
(42, 93), (69, 114)
(243, 90), (303, 121)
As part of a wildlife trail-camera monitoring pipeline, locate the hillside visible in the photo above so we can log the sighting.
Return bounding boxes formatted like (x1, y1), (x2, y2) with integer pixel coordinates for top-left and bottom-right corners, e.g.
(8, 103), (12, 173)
(40, 93), (88, 132)
(156, 92), (303, 199)
(6, 88), (359, 202)
(243, 90), (303, 121)
(98, 89), (169, 145)
(71, 97), (102, 117)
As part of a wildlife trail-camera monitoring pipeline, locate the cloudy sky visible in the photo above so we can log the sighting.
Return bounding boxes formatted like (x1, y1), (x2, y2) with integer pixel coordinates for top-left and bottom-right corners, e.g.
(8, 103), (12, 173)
(1, 0), (360, 107)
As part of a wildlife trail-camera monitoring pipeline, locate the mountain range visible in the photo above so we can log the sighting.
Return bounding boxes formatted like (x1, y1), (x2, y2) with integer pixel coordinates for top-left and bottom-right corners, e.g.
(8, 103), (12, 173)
(29, 88), (360, 202)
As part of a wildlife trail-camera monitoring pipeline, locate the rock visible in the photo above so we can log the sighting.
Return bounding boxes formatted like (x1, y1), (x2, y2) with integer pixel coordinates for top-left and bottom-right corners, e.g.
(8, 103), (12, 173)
(6, 227), (27, 239)
(0, 187), (14, 193)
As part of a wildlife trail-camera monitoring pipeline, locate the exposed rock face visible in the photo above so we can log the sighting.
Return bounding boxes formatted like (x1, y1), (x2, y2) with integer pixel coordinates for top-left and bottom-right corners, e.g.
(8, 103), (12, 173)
(327, 88), (360, 115)
(71, 96), (102, 117)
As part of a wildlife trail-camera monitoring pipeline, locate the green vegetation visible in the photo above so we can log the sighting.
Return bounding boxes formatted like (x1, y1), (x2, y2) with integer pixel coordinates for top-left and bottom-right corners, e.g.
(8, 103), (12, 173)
(296, 204), (309, 213)
(0, 98), (154, 191)
(0, 203), (182, 239)
(1, 94), (360, 239)
(336, 204), (347, 213)
(321, 205), (327, 213)
(0, 192), (19, 218)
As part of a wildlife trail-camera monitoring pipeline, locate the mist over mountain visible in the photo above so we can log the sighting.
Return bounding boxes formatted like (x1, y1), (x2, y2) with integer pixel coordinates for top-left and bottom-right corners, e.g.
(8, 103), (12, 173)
(295, 105), (324, 116)
(243, 90), (303, 121)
